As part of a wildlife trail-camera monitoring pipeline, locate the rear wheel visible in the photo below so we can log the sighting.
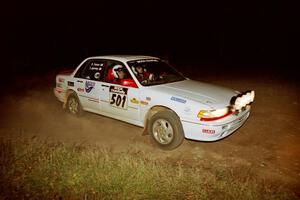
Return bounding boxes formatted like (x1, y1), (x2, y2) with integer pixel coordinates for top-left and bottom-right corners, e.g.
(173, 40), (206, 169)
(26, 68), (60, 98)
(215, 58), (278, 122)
(66, 94), (82, 116)
(148, 110), (184, 150)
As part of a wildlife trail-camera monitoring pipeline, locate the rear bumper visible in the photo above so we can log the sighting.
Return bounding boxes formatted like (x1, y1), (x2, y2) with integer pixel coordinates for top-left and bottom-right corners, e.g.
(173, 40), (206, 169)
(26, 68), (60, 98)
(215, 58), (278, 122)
(53, 88), (65, 102)
(182, 110), (250, 141)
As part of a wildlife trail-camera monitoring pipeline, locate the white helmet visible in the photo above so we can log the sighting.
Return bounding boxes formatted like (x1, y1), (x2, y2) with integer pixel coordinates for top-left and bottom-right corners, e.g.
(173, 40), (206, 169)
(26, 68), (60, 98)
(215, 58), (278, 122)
(132, 64), (145, 75)
(112, 65), (123, 78)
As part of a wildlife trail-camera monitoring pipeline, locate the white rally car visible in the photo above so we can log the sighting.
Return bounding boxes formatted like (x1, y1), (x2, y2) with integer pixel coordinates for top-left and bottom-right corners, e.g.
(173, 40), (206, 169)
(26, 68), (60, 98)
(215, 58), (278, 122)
(54, 55), (254, 150)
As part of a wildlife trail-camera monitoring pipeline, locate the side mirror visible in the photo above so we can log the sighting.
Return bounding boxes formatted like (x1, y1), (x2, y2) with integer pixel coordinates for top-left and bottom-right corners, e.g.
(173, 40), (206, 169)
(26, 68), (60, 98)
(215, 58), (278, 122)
(120, 79), (138, 88)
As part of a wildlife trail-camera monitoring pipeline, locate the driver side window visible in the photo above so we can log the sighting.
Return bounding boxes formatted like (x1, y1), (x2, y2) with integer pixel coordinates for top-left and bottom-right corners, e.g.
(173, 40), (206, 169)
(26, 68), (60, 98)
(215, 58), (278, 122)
(104, 60), (137, 88)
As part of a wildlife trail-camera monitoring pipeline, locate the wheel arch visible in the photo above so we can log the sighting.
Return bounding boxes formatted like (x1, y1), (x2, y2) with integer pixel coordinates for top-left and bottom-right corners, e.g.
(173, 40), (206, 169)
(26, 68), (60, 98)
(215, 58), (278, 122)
(142, 105), (181, 135)
(63, 89), (78, 109)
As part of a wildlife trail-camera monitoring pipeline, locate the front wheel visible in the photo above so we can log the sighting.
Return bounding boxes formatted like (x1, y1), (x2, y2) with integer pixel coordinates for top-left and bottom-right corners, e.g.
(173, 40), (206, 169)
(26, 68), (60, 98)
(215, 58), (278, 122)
(66, 94), (83, 116)
(148, 110), (184, 150)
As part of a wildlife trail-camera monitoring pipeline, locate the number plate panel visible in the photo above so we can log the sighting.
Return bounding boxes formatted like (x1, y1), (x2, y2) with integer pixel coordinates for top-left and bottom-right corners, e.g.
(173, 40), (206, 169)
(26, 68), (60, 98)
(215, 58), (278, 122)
(109, 86), (128, 110)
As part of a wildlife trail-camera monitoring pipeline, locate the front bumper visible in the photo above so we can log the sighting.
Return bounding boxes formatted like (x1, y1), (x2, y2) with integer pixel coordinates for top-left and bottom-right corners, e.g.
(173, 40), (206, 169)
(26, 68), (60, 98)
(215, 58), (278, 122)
(182, 109), (250, 141)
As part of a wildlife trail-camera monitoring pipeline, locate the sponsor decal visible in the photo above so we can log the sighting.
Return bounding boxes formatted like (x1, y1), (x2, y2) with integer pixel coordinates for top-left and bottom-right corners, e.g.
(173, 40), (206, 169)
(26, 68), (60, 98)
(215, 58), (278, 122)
(140, 101), (148, 105)
(77, 88), (84, 92)
(88, 62), (104, 71)
(146, 97), (151, 101)
(68, 81), (74, 87)
(90, 66), (101, 71)
(91, 62), (103, 67)
(85, 81), (95, 93)
(109, 86), (128, 109)
(171, 96), (186, 104)
(136, 59), (159, 63)
(58, 77), (65, 83)
(110, 86), (128, 94)
(130, 98), (139, 104)
(202, 129), (215, 134)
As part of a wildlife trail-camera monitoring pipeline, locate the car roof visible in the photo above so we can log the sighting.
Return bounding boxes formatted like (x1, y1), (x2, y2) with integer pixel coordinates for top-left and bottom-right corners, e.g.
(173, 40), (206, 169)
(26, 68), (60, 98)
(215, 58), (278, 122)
(86, 55), (160, 62)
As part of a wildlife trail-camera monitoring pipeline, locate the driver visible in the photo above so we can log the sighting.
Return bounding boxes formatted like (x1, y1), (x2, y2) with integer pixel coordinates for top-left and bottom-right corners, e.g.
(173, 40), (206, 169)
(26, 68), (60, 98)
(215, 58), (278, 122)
(112, 65), (127, 83)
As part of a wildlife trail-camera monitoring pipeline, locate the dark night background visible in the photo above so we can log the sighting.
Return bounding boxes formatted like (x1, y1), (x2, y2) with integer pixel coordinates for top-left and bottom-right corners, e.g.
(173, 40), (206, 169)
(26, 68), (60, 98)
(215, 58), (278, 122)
(1, 2), (300, 197)
(1, 1), (299, 80)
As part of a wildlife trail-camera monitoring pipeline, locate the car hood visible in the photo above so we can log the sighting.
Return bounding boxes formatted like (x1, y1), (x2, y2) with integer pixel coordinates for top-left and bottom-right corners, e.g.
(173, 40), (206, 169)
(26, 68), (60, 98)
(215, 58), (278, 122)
(150, 79), (238, 108)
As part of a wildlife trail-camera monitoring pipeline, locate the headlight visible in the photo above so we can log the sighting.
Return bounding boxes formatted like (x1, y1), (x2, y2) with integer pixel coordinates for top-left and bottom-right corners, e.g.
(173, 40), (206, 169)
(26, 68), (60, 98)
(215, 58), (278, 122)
(211, 108), (229, 116)
(197, 108), (232, 121)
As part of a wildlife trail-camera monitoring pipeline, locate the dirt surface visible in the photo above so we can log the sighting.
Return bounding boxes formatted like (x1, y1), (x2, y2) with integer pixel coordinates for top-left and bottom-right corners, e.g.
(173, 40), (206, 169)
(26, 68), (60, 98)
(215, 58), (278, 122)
(0, 70), (299, 195)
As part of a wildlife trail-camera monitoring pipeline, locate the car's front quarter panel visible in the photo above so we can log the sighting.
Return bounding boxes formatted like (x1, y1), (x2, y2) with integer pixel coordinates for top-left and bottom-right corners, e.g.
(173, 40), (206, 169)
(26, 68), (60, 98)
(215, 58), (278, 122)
(140, 85), (252, 142)
(139, 86), (210, 126)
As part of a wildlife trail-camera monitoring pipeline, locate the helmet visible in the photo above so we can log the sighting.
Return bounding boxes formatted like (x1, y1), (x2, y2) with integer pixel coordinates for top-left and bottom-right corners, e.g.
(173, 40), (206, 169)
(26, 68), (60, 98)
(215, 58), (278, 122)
(132, 64), (145, 75)
(112, 65), (123, 78)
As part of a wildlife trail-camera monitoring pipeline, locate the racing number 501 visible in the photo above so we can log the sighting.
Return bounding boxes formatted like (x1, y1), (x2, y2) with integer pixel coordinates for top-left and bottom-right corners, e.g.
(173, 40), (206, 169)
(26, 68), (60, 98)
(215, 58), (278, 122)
(110, 93), (126, 108)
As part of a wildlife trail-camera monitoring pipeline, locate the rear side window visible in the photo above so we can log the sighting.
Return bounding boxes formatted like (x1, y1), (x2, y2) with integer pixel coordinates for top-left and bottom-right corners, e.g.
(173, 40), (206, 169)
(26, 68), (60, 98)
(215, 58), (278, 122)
(74, 59), (106, 81)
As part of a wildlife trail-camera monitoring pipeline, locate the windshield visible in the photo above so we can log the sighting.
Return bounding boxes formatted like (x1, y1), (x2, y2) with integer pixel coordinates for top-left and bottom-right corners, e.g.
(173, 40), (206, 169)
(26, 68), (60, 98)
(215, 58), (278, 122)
(127, 59), (186, 86)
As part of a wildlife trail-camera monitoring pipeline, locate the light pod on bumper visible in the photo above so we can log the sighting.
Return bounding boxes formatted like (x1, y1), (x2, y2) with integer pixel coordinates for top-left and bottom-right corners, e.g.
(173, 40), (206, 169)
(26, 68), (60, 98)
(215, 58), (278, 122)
(233, 90), (255, 111)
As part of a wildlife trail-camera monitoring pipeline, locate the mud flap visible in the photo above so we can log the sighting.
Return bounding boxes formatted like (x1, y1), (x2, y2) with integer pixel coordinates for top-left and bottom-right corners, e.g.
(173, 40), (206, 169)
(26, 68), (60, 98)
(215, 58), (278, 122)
(63, 91), (72, 109)
(142, 119), (149, 136)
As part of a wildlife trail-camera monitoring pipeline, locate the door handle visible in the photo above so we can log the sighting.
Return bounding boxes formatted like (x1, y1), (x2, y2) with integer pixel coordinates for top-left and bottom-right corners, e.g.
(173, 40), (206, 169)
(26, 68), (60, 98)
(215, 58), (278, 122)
(101, 84), (109, 87)
(77, 80), (83, 83)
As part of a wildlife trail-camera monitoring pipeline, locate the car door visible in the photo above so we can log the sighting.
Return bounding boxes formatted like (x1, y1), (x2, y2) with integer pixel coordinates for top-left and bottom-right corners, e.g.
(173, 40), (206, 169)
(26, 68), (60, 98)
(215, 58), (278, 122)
(100, 60), (140, 122)
(73, 59), (106, 112)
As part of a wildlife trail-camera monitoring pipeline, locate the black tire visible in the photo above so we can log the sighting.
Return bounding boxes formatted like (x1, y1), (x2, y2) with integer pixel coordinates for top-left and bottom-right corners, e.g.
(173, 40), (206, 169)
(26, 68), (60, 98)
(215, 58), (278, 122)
(66, 93), (83, 116)
(148, 110), (184, 150)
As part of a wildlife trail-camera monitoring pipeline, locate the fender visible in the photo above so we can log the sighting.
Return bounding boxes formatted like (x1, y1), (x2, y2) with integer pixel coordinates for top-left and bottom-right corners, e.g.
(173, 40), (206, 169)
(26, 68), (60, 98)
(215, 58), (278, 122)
(142, 105), (180, 135)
